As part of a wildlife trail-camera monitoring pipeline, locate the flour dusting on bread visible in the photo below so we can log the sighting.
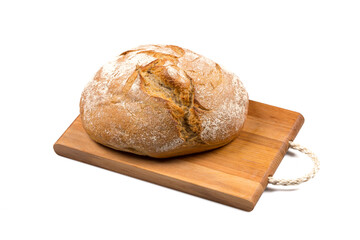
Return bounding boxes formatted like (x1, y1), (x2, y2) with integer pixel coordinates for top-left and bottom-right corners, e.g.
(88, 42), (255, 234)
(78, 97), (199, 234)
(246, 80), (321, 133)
(80, 44), (248, 158)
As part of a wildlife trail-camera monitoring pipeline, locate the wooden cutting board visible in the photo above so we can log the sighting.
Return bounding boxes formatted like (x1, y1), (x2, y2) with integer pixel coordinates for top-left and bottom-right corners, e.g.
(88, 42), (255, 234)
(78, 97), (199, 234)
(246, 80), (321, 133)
(54, 100), (304, 211)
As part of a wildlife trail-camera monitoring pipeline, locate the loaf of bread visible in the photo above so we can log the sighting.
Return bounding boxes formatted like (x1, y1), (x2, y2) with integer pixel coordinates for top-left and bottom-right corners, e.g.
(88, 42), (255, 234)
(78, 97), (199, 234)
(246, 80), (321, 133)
(80, 44), (249, 158)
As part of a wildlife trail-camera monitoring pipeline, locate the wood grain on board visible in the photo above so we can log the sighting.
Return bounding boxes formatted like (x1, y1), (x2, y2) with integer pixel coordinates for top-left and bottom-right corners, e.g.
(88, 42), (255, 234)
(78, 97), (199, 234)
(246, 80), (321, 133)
(54, 100), (304, 211)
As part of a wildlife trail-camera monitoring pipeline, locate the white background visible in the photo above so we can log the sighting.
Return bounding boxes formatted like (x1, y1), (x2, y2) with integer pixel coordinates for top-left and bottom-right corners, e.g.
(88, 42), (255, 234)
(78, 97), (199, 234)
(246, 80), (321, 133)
(1, 0), (359, 239)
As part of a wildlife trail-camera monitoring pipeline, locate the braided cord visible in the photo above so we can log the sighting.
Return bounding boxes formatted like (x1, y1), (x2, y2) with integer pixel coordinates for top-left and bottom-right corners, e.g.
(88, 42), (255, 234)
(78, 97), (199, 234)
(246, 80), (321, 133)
(268, 141), (320, 186)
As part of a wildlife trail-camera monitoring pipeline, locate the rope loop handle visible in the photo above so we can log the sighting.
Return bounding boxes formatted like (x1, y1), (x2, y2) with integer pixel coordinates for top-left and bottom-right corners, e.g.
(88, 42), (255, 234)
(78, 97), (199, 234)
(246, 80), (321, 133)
(268, 141), (320, 186)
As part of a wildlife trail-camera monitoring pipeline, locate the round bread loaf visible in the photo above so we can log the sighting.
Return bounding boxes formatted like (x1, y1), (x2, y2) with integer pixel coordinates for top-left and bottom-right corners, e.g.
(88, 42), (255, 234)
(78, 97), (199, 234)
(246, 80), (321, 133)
(80, 44), (249, 158)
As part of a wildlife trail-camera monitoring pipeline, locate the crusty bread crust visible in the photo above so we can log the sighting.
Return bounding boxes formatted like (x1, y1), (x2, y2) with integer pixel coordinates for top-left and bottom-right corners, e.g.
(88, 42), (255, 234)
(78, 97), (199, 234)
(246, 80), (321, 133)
(80, 44), (249, 158)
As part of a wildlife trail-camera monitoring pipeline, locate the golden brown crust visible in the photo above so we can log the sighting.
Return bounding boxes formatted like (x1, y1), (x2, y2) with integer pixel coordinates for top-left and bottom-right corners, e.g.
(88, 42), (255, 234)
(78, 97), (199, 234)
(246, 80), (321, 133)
(80, 44), (249, 158)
